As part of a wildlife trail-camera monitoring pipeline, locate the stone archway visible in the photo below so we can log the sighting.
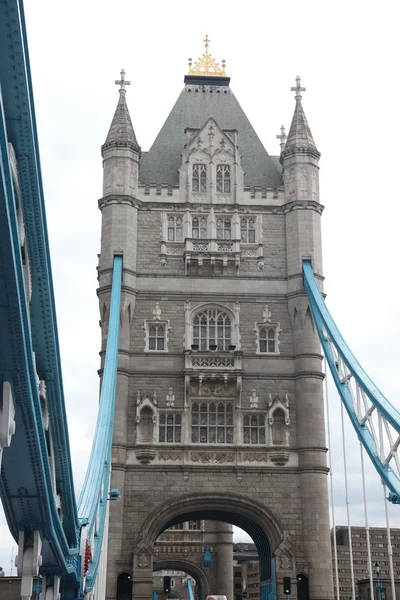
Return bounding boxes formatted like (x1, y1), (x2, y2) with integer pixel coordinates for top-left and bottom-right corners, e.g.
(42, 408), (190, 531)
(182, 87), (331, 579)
(133, 492), (285, 600)
(153, 558), (210, 600)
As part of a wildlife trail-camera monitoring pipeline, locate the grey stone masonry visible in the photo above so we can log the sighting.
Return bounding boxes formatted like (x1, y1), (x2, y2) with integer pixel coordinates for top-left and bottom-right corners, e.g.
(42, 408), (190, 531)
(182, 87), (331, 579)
(97, 71), (333, 600)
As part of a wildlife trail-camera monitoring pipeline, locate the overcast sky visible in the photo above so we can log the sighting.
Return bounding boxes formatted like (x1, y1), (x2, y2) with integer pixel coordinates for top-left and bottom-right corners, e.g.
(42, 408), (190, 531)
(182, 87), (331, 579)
(1, 0), (400, 576)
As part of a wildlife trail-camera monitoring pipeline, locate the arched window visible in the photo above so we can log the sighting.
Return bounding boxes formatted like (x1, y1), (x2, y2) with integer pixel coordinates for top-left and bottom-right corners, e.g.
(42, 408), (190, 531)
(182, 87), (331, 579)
(259, 327), (277, 353)
(243, 414), (266, 444)
(192, 216), (208, 239)
(193, 307), (232, 351)
(191, 401), (233, 443)
(193, 164), (207, 192)
(159, 412), (182, 443)
(139, 407), (154, 444)
(272, 408), (286, 445)
(241, 217), (256, 243)
(216, 164), (231, 193)
(167, 215), (183, 241)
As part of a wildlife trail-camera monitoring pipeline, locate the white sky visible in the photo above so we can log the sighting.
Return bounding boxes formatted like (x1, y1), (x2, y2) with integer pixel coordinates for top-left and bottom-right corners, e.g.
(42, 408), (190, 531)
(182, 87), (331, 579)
(1, 0), (400, 576)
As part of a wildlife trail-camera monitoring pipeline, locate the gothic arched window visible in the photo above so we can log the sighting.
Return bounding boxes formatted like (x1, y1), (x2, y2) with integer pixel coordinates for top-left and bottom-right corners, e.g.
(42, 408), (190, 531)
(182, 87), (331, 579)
(192, 216), (208, 239)
(168, 215), (183, 241)
(216, 216), (231, 240)
(216, 164), (231, 193)
(243, 414), (266, 444)
(139, 407), (154, 444)
(192, 164), (207, 192)
(272, 408), (286, 445)
(191, 401), (233, 443)
(241, 217), (256, 243)
(193, 307), (232, 351)
(159, 412), (181, 443)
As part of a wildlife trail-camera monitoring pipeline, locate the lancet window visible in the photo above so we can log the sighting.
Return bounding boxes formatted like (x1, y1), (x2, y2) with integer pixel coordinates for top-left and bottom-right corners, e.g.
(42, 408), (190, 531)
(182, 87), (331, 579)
(241, 217), (256, 243)
(259, 327), (277, 353)
(216, 164), (231, 193)
(168, 215), (183, 241)
(271, 409), (286, 445)
(216, 217), (231, 240)
(192, 216), (208, 239)
(243, 414), (266, 444)
(192, 164), (207, 192)
(191, 401), (234, 444)
(193, 308), (232, 351)
(159, 412), (182, 443)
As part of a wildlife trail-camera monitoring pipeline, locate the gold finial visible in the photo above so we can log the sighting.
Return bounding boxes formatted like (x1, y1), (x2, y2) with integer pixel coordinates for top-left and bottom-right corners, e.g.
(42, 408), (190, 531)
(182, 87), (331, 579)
(187, 35), (227, 77)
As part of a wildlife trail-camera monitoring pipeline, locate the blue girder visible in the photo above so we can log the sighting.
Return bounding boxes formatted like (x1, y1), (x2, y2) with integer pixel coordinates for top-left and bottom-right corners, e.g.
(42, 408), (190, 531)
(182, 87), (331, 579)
(78, 256), (122, 593)
(303, 260), (400, 501)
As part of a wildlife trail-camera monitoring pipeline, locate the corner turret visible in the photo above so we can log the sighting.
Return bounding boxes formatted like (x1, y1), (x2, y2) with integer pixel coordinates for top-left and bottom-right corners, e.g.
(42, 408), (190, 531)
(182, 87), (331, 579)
(101, 69), (141, 197)
(281, 76), (320, 204)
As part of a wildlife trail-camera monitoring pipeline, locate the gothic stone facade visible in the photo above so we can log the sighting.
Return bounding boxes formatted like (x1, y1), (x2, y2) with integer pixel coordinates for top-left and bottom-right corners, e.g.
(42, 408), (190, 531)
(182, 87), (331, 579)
(98, 69), (333, 600)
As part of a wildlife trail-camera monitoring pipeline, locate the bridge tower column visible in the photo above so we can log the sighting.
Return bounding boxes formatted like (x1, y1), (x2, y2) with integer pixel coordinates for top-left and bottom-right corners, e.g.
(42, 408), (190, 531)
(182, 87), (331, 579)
(216, 522), (234, 598)
(98, 70), (140, 600)
(282, 77), (333, 600)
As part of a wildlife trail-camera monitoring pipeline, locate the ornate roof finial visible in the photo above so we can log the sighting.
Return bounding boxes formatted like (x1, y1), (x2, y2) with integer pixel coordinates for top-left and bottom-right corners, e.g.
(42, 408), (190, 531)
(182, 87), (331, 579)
(291, 76), (306, 101)
(276, 125), (287, 153)
(187, 36), (226, 77)
(115, 69), (131, 94)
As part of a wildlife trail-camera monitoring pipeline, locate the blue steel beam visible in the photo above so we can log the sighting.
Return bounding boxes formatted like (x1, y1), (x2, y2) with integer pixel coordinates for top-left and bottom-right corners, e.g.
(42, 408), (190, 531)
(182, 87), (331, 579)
(0, 84), (79, 577)
(303, 260), (400, 501)
(79, 256), (122, 593)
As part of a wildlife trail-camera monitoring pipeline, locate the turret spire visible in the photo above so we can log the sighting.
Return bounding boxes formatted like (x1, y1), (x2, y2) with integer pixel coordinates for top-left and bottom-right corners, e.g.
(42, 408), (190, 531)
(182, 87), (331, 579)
(102, 69), (140, 153)
(283, 76), (319, 157)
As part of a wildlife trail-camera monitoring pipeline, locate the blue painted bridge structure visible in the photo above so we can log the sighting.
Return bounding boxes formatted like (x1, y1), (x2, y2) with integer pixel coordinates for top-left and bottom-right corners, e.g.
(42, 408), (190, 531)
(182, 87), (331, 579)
(1, 1), (400, 599)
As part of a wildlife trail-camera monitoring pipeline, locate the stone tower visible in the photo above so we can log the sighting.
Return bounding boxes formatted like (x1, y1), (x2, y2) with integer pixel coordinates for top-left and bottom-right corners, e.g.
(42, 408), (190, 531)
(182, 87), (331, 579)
(97, 41), (333, 600)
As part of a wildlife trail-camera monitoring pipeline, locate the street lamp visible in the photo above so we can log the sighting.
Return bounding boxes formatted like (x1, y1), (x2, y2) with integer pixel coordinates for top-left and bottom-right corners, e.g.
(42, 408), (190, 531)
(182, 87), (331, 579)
(374, 562), (382, 600)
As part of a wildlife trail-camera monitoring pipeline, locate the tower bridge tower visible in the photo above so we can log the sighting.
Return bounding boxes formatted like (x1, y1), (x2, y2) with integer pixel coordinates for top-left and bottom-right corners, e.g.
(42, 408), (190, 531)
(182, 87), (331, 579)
(97, 39), (333, 600)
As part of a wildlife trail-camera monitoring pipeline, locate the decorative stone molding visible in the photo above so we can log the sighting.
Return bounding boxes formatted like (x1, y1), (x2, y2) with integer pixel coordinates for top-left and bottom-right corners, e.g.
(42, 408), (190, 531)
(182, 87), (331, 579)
(269, 448), (290, 466)
(190, 452), (234, 464)
(135, 446), (156, 464)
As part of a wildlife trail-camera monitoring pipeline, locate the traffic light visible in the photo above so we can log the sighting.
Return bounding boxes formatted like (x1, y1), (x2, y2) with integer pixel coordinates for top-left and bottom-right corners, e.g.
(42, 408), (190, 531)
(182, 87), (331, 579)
(283, 577), (291, 595)
(163, 576), (171, 594)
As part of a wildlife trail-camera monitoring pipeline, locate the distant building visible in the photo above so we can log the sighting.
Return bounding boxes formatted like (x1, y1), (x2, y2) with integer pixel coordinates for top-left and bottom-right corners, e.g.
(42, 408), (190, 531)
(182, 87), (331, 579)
(331, 526), (400, 600)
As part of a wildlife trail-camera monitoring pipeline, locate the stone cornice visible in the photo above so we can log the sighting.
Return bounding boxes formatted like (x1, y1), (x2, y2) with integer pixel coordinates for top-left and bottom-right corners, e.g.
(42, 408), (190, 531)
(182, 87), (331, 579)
(282, 199), (324, 215)
(98, 194), (142, 210)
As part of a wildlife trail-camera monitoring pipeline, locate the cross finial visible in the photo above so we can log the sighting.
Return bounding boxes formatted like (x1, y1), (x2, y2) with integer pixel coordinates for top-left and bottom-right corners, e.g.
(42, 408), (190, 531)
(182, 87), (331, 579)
(115, 69), (131, 93)
(276, 125), (287, 152)
(291, 75), (306, 101)
(204, 35), (210, 54)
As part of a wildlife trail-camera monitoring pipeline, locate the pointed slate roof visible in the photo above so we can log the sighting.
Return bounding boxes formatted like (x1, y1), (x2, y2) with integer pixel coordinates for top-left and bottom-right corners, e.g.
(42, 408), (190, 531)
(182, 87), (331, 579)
(139, 84), (282, 188)
(284, 76), (319, 155)
(103, 89), (140, 152)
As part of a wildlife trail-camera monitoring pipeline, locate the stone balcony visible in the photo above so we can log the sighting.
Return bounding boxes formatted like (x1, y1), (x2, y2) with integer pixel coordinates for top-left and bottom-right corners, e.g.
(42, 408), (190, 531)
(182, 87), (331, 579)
(184, 350), (242, 373)
(160, 237), (264, 273)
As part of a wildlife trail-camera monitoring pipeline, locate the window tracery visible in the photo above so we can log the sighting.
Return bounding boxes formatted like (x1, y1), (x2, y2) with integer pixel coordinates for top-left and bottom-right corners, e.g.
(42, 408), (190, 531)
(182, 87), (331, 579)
(243, 414), (266, 444)
(159, 413), (182, 443)
(216, 216), (231, 240)
(192, 216), (208, 239)
(259, 327), (277, 353)
(191, 401), (234, 443)
(168, 215), (183, 241)
(241, 217), (256, 243)
(192, 164), (207, 192)
(193, 307), (232, 351)
(216, 164), (231, 192)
